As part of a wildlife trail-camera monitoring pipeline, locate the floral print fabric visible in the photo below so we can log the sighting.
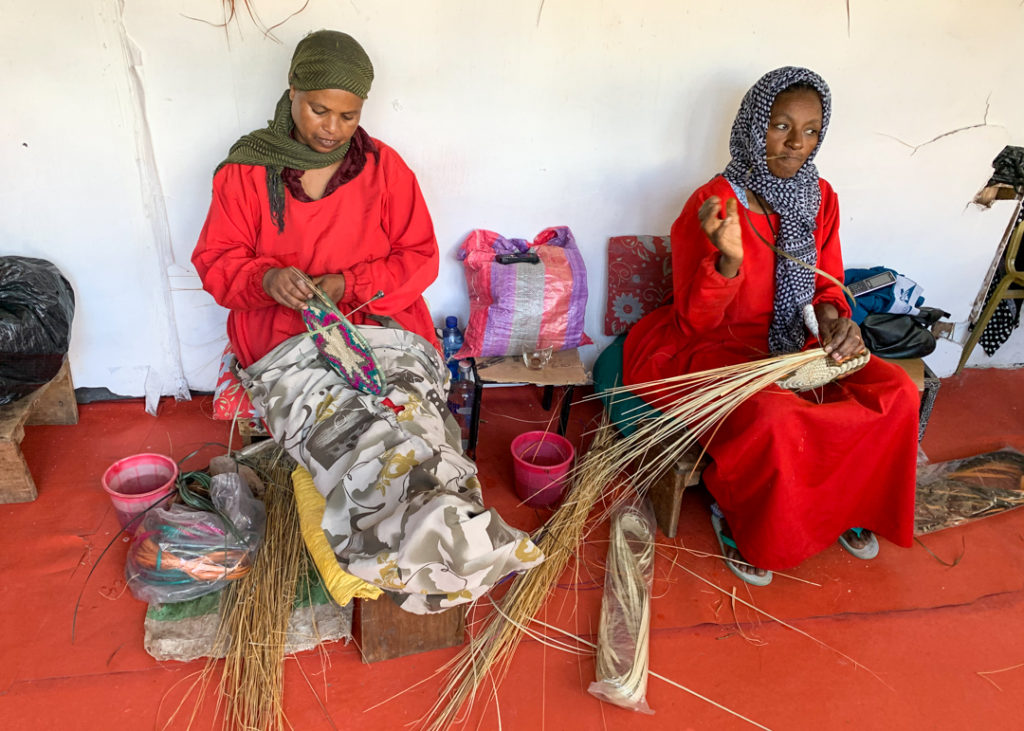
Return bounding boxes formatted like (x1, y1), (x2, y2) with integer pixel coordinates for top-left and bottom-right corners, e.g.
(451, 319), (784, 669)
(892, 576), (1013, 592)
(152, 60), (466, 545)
(240, 326), (544, 614)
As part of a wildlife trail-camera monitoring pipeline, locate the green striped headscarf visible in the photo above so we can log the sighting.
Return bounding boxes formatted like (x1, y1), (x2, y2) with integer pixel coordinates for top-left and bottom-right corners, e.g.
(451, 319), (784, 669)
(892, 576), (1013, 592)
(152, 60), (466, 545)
(215, 31), (375, 231)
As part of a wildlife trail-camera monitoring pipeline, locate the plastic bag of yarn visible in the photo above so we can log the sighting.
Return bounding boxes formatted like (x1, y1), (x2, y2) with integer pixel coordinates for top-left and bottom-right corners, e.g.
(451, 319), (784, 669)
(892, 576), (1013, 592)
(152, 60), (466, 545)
(0, 256), (76, 406)
(454, 226), (592, 359)
(125, 472), (266, 604)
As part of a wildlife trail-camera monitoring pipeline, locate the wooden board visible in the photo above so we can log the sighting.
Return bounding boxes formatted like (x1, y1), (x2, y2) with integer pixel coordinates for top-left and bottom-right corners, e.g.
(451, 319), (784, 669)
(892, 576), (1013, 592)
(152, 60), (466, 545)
(26, 359), (78, 426)
(356, 594), (465, 663)
(475, 348), (589, 386)
(0, 359), (78, 504)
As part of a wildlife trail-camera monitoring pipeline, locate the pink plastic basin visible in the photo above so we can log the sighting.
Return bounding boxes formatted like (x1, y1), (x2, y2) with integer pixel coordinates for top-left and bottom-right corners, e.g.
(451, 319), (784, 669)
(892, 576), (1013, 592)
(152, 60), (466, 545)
(510, 431), (575, 508)
(101, 453), (178, 531)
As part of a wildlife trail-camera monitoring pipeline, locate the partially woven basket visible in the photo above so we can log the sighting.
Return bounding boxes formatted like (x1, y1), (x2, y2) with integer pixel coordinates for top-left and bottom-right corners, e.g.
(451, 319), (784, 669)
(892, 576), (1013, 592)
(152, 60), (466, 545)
(776, 351), (870, 392)
(292, 269), (387, 396)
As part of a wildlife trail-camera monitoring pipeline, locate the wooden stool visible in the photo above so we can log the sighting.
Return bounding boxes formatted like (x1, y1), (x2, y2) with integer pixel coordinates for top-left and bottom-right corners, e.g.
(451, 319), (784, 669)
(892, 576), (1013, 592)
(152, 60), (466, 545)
(0, 359), (79, 503)
(467, 348), (589, 457)
(644, 439), (709, 539)
(355, 594), (465, 663)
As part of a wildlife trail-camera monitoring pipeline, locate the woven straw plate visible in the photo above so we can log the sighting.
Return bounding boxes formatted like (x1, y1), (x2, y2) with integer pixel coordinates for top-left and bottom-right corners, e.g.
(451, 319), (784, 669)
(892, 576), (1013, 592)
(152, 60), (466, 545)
(776, 351), (870, 392)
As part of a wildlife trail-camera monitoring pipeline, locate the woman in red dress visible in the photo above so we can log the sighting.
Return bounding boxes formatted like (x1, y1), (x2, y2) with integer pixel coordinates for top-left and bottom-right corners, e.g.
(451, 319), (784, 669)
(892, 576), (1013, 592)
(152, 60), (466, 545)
(190, 31), (543, 613)
(624, 67), (918, 585)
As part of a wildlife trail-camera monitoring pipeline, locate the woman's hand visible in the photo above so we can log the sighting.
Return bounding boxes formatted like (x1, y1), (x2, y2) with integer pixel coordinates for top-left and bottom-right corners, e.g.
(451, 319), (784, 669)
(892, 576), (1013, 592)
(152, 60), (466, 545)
(312, 273), (346, 304)
(818, 313), (866, 363)
(698, 196), (743, 278)
(263, 267), (315, 310)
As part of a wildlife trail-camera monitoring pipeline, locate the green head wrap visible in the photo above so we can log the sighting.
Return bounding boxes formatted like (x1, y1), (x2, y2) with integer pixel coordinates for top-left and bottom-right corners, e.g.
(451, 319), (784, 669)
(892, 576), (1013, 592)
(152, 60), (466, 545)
(215, 30), (375, 232)
(289, 30), (374, 98)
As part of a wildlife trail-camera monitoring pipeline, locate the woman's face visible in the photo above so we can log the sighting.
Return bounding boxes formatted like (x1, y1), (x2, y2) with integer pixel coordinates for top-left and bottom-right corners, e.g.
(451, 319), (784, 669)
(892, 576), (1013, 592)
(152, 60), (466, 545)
(289, 87), (364, 154)
(764, 87), (823, 178)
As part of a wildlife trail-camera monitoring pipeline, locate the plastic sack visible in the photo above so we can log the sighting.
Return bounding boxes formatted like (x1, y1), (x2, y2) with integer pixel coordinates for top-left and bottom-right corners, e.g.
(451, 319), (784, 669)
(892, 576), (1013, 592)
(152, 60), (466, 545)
(914, 447), (1024, 535)
(588, 497), (655, 714)
(0, 256), (75, 406)
(454, 226), (592, 359)
(126, 473), (266, 604)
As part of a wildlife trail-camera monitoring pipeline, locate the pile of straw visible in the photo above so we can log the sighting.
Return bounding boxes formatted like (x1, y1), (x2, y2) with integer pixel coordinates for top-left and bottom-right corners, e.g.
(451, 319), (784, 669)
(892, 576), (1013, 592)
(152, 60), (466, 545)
(213, 447), (306, 731)
(915, 450), (1024, 535)
(165, 444), (311, 731)
(423, 346), (847, 728)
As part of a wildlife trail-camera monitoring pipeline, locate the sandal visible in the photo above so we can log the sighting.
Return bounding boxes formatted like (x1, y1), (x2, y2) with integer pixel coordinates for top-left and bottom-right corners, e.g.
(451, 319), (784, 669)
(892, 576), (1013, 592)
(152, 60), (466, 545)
(711, 512), (772, 586)
(838, 527), (879, 560)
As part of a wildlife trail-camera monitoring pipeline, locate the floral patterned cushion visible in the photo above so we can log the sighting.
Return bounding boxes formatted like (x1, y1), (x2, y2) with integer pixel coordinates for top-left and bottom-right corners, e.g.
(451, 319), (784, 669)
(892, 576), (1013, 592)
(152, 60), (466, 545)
(604, 235), (673, 336)
(212, 345), (262, 423)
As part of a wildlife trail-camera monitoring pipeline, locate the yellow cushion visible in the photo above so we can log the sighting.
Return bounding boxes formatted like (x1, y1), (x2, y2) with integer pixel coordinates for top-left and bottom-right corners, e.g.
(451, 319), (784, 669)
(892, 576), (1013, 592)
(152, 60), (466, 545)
(292, 466), (382, 605)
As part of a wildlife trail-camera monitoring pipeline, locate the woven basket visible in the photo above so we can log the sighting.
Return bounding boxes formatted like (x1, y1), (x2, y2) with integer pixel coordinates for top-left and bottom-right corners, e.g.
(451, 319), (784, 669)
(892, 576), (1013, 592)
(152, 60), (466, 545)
(292, 270), (387, 396)
(776, 352), (870, 392)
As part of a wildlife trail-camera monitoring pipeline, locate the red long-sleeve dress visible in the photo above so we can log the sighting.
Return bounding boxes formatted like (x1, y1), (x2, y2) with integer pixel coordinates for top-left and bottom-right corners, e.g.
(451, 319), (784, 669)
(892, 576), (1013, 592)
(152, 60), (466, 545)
(192, 139), (439, 367)
(624, 176), (917, 570)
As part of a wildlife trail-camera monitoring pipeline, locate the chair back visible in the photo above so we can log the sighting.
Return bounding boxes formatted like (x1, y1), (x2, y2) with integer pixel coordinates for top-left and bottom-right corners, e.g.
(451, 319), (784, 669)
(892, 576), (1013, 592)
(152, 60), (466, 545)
(604, 235), (673, 336)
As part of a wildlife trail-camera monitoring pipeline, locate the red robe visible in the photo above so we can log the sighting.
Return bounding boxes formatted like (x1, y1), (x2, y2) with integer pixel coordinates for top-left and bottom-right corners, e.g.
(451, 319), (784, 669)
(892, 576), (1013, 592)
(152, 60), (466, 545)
(192, 139), (439, 367)
(624, 175), (917, 570)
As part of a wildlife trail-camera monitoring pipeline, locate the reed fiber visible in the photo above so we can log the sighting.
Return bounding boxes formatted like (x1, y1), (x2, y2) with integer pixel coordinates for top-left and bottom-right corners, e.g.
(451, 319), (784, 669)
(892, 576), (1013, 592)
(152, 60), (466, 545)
(423, 347), (839, 729)
(210, 446), (307, 731)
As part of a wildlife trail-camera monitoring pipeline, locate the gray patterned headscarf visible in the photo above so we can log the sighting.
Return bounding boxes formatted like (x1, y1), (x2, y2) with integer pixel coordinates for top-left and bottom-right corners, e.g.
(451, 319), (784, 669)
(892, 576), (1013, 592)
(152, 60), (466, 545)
(723, 66), (831, 354)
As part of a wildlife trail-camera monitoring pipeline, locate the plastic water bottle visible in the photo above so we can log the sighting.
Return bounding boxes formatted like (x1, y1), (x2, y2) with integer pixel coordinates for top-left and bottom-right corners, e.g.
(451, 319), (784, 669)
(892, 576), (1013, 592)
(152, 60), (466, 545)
(441, 316), (464, 381)
(448, 359), (475, 452)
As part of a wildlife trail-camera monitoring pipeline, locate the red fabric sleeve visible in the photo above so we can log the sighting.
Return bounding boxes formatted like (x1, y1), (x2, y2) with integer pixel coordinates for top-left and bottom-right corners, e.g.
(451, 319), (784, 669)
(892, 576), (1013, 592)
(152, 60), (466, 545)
(337, 151), (439, 319)
(669, 184), (745, 335)
(191, 165), (280, 312)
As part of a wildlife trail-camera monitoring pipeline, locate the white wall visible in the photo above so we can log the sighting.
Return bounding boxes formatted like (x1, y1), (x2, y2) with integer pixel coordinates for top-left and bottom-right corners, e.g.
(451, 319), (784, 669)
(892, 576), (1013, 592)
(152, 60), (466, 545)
(4, 0), (1023, 399)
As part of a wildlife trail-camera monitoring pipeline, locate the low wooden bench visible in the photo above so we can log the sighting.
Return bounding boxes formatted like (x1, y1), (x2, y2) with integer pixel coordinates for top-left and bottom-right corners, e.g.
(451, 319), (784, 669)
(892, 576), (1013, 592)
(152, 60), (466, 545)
(0, 359), (79, 503)
(355, 595), (465, 663)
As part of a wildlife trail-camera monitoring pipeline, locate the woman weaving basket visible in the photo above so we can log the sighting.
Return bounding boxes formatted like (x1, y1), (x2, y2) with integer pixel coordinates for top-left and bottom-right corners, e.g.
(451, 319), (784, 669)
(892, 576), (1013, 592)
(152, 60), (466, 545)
(623, 67), (918, 585)
(192, 30), (542, 613)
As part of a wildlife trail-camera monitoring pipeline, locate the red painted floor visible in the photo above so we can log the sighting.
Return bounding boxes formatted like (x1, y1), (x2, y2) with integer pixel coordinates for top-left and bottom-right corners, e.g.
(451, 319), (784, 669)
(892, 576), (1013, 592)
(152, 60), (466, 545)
(1, 367), (1024, 730)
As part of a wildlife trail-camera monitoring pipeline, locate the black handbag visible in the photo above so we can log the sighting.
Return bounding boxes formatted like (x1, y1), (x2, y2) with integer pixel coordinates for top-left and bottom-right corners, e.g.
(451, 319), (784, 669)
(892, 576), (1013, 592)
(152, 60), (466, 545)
(860, 307), (949, 359)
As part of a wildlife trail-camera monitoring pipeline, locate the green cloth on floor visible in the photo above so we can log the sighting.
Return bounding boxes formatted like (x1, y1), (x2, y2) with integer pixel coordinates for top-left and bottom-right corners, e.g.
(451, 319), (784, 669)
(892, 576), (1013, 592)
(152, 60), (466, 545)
(146, 566), (332, 621)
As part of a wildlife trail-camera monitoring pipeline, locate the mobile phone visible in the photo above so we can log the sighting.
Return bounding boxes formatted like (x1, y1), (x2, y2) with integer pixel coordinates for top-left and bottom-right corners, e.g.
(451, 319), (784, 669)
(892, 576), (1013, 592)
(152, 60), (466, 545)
(847, 270), (896, 297)
(495, 252), (540, 265)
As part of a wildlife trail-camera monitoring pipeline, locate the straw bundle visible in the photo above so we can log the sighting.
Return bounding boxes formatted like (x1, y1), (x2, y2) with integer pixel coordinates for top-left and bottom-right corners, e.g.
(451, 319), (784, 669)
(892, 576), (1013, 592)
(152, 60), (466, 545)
(161, 446), (310, 731)
(423, 346), (852, 729)
(424, 420), (621, 731)
(213, 447), (306, 731)
(589, 499), (656, 712)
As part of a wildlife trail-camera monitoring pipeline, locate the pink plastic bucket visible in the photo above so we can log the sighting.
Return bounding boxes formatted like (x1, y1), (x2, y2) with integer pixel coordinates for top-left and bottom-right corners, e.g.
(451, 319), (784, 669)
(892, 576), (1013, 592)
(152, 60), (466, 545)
(510, 431), (575, 508)
(101, 453), (178, 531)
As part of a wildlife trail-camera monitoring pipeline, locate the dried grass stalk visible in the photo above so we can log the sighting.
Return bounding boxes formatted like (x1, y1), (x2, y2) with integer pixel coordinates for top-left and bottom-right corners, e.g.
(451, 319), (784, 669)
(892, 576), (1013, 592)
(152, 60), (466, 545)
(588, 499), (655, 712)
(213, 448), (306, 731)
(423, 420), (621, 730)
(423, 347), (844, 729)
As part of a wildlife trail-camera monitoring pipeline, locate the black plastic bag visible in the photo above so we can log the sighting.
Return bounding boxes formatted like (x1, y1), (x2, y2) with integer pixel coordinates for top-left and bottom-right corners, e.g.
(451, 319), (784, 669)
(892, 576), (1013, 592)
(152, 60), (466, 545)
(0, 257), (76, 406)
(860, 306), (948, 359)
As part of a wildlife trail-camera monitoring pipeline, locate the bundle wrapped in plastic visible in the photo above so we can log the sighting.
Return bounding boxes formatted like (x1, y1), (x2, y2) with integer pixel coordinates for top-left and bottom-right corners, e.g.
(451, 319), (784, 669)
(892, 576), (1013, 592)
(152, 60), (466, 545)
(588, 497), (656, 714)
(126, 473), (266, 604)
(0, 256), (75, 406)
